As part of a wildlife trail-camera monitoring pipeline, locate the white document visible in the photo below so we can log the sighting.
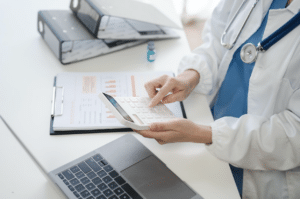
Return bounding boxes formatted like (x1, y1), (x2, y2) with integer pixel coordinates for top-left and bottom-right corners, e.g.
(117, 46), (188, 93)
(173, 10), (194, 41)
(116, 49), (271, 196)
(53, 72), (184, 131)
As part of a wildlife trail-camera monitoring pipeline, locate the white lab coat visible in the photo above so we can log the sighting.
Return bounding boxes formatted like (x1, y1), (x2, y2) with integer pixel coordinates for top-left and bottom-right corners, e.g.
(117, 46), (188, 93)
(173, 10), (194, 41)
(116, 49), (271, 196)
(178, 0), (300, 198)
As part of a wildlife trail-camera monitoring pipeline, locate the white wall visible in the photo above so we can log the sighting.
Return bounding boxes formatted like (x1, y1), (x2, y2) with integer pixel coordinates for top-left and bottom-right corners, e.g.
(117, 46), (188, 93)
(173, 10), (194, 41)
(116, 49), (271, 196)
(173, 0), (221, 19)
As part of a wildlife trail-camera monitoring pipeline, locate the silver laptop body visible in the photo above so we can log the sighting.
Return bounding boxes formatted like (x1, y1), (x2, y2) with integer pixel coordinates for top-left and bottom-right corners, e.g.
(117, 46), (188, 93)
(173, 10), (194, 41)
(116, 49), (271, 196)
(1, 115), (203, 199)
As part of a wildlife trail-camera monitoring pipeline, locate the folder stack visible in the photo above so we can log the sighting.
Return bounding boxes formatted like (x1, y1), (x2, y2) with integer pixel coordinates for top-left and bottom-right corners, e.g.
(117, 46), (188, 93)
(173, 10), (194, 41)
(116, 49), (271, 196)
(38, 0), (181, 64)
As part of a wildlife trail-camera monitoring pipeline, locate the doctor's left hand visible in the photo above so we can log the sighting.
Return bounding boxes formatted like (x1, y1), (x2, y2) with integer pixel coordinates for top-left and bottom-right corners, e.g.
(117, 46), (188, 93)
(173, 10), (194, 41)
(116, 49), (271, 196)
(134, 118), (212, 145)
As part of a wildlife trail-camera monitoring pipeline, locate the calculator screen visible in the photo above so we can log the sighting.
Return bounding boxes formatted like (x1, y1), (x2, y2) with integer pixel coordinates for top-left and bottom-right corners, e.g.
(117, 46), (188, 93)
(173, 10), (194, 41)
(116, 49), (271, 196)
(103, 93), (134, 123)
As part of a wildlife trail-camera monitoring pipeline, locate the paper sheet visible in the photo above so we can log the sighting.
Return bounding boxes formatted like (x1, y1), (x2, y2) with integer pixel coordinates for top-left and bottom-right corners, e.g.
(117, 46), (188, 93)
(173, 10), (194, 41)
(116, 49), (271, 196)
(53, 72), (184, 131)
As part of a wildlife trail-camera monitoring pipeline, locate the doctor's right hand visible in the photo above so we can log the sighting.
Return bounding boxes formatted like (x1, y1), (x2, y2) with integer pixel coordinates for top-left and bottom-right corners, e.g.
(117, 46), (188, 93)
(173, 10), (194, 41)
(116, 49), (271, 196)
(145, 69), (200, 107)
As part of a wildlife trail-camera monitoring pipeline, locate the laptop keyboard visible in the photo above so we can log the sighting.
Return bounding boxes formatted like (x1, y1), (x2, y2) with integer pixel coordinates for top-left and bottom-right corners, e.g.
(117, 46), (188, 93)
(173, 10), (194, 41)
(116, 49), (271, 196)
(57, 154), (142, 199)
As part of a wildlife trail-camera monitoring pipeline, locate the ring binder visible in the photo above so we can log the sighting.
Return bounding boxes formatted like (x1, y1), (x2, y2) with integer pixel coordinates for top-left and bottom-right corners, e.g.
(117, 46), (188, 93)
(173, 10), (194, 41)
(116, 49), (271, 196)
(51, 86), (64, 117)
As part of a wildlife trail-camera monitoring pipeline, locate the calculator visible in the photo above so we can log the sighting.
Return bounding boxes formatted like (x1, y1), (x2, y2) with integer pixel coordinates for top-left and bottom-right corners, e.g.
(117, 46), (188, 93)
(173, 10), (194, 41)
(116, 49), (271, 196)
(98, 93), (176, 130)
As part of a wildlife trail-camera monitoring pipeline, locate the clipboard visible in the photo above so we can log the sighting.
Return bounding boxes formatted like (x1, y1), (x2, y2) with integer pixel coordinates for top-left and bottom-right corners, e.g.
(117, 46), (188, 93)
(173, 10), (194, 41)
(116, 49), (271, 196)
(50, 76), (187, 135)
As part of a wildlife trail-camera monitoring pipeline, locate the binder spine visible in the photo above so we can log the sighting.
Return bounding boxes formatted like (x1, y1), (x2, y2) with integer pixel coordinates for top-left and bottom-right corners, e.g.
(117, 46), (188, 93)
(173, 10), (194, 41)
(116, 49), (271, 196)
(37, 11), (63, 62)
(70, 0), (104, 37)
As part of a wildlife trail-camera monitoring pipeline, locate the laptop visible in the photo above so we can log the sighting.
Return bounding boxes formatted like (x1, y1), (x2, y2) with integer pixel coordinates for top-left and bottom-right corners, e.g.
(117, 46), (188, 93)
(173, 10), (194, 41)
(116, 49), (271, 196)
(0, 115), (203, 199)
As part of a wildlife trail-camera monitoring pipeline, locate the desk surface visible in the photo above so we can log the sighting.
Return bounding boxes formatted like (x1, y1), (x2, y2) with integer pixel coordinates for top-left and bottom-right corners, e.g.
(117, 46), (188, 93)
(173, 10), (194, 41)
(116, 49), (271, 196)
(0, 0), (239, 198)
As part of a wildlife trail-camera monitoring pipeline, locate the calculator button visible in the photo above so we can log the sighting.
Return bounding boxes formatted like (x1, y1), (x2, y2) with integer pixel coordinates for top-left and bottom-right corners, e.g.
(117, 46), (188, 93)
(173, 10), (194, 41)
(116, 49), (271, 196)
(129, 103), (135, 108)
(130, 98), (138, 102)
(141, 108), (148, 113)
(124, 98), (130, 102)
(135, 103), (143, 108)
(146, 115), (153, 119)
(133, 108), (140, 113)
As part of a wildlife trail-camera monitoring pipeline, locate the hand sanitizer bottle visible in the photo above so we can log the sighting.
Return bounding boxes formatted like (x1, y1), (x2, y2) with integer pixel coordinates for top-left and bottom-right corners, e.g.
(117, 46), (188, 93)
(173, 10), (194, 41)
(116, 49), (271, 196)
(147, 41), (156, 62)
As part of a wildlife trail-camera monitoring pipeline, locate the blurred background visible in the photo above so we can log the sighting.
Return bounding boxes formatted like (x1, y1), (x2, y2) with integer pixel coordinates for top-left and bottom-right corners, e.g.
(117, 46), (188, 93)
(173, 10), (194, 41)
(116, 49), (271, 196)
(173, 0), (221, 50)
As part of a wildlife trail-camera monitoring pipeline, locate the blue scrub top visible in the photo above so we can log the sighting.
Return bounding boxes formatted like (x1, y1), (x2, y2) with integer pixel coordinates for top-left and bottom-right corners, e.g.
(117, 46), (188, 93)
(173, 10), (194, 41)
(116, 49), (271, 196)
(211, 0), (287, 196)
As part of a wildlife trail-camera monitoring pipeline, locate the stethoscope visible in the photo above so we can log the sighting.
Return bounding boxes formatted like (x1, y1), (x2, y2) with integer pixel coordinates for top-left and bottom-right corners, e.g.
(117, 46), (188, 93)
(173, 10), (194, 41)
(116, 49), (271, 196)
(221, 0), (300, 64)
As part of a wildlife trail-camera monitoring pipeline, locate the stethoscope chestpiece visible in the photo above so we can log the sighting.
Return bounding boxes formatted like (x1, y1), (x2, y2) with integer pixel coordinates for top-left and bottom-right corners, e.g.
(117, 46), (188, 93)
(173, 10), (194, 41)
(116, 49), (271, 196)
(240, 43), (258, 64)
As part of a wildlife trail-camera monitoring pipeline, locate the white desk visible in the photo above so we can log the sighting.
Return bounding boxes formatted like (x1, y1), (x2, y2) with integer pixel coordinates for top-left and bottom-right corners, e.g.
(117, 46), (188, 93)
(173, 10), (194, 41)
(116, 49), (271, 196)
(0, 0), (239, 198)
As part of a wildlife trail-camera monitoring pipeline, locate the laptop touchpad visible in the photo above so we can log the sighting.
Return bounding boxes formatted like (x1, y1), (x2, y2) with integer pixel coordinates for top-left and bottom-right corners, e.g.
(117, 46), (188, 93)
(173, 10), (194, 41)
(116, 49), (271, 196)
(121, 155), (196, 199)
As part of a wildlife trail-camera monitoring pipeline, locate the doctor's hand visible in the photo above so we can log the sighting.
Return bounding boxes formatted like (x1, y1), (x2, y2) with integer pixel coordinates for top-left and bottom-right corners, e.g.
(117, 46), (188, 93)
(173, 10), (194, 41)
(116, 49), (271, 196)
(145, 69), (200, 107)
(134, 118), (212, 145)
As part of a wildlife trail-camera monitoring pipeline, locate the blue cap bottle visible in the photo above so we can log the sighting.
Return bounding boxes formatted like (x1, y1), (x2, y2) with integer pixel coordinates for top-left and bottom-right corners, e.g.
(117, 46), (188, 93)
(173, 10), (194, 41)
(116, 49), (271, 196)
(147, 41), (156, 62)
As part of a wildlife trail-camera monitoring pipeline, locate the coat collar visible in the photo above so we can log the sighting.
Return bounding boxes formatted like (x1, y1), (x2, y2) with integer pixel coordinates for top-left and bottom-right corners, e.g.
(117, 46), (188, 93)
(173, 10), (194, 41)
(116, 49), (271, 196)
(286, 0), (300, 14)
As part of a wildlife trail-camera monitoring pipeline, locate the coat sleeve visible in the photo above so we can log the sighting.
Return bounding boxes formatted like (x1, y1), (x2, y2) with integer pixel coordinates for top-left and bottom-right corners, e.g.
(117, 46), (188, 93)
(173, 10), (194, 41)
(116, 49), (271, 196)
(177, 0), (232, 95)
(206, 87), (300, 171)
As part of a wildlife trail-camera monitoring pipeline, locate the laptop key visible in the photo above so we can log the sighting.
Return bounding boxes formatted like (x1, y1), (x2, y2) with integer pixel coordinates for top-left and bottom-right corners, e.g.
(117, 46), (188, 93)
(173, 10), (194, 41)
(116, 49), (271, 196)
(97, 170), (107, 178)
(86, 158), (102, 172)
(71, 166), (80, 173)
(75, 184), (85, 192)
(103, 176), (113, 184)
(73, 191), (80, 198)
(80, 190), (90, 198)
(115, 176), (126, 185)
(76, 171), (85, 179)
(91, 188), (101, 197)
(119, 193), (130, 199)
(108, 195), (118, 199)
(97, 183), (108, 191)
(98, 161), (105, 167)
(100, 160), (108, 166)
(114, 187), (124, 195)
(96, 195), (106, 199)
(86, 197), (94, 199)
(93, 154), (103, 162)
(103, 189), (113, 197)
(92, 177), (102, 185)
(103, 165), (113, 173)
(108, 170), (119, 178)
(63, 179), (69, 185)
(87, 171), (97, 179)
(121, 183), (142, 199)
(70, 178), (80, 186)
(68, 185), (75, 192)
(86, 183), (96, 191)
(80, 177), (91, 185)
(108, 182), (118, 190)
(78, 162), (92, 174)
(58, 173), (64, 179)
(62, 170), (75, 180)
